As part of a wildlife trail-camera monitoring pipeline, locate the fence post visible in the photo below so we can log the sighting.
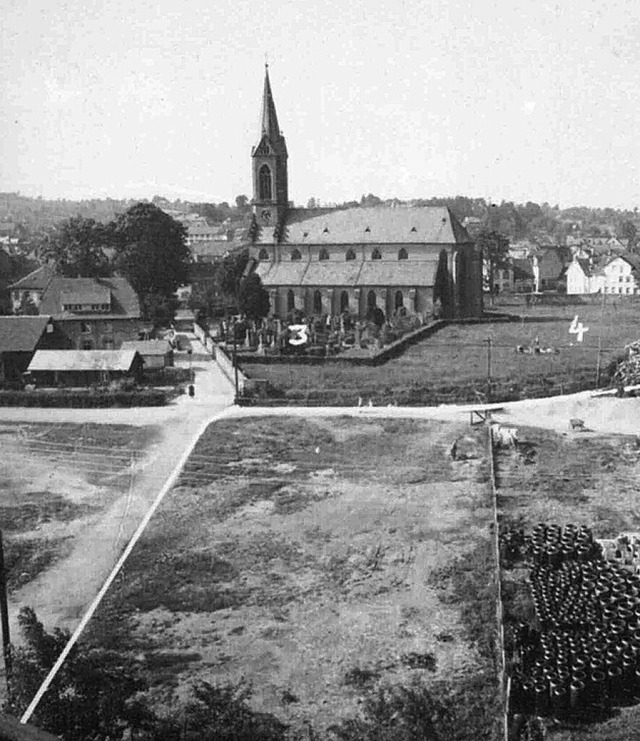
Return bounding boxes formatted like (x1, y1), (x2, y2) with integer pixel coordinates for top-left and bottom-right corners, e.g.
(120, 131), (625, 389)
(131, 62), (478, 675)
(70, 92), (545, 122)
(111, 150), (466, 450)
(595, 336), (602, 388)
(486, 337), (493, 402)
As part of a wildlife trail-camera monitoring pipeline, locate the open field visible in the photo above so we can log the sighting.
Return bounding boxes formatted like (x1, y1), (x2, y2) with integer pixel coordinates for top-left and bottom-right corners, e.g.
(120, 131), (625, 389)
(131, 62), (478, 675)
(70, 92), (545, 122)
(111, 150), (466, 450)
(496, 425), (640, 740)
(241, 301), (640, 405)
(0, 422), (159, 594)
(87, 416), (501, 739)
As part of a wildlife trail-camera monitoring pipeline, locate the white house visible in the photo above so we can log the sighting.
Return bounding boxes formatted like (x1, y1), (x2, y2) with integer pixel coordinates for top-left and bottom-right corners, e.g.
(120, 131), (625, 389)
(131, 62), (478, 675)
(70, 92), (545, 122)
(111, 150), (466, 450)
(566, 253), (640, 295)
(602, 254), (640, 295)
(566, 258), (603, 295)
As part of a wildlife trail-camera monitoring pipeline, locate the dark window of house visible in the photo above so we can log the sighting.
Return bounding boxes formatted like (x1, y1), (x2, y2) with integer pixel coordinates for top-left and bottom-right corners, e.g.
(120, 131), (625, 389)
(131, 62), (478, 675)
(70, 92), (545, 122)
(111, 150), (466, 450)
(395, 290), (404, 309)
(259, 165), (272, 201)
(291, 248), (302, 261)
(340, 290), (349, 312)
(367, 290), (377, 309)
(346, 248), (356, 261)
(371, 248), (381, 260)
(80, 322), (91, 334)
(313, 290), (322, 314)
(398, 248), (408, 260)
(287, 290), (295, 311)
(319, 248), (329, 261)
(258, 248), (269, 260)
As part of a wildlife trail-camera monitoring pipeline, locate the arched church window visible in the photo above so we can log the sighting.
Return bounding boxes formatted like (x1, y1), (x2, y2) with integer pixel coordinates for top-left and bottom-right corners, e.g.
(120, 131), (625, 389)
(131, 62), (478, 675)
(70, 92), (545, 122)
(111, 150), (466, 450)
(398, 248), (408, 261)
(319, 248), (329, 261)
(287, 290), (295, 312)
(291, 248), (302, 261)
(346, 248), (356, 261)
(258, 248), (269, 261)
(395, 290), (404, 309)
(259, 165), (272, 201)
(371, 248), (381, 260)
(313, 290), (322, 314)
(367, 290), (377, 310)
(340, 290), (349, 312)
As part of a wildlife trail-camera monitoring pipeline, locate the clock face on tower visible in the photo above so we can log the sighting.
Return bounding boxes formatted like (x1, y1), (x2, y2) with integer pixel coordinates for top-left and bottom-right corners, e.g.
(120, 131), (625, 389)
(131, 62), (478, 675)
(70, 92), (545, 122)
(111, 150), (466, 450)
(261, 209), (272, 224)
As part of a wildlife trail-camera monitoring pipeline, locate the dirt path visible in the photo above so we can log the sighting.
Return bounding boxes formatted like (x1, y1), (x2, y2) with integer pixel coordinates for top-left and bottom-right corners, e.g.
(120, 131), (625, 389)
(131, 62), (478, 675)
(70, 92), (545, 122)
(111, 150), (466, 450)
(7, 355), (234, 636)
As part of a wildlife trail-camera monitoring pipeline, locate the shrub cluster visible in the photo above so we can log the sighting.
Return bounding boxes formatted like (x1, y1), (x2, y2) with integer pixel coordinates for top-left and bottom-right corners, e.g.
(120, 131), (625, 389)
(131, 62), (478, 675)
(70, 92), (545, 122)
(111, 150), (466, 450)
(0, 389), (167, 408)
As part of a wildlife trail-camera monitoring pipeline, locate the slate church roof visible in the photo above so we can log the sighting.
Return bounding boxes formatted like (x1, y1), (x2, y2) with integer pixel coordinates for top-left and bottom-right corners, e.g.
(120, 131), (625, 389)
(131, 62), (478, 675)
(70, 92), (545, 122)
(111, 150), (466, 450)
(260, 206), (471, 245)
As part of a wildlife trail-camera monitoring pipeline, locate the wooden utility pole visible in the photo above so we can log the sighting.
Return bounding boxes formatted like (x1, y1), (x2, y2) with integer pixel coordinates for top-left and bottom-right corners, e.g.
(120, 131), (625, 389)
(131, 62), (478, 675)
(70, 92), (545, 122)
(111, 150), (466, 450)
(0, 530), (13, 693)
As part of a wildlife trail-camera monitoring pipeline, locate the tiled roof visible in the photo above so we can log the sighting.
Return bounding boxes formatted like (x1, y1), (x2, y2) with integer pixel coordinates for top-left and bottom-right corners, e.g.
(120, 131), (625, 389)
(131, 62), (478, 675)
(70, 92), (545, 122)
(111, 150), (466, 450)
(39, 277), (141, 319)
(358, 259), (440, 287)
(8, 264), (55, 291)
(121, 340), (172, 356)
(255, 261), (310, 285)
(256, 258), (440, 287)
(300, 262), (364, 287)
(0, 316), (52, 352)
(192, 241), (230, 259)
(60, 286), (111, 306)
(263, 206), (471, 245)
(28, 349), (140, 372)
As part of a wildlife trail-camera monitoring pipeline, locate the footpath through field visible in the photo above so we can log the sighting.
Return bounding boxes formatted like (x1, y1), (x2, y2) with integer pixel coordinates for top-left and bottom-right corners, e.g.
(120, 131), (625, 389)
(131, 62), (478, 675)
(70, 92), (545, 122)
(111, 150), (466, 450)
(6, 344), (235, 639)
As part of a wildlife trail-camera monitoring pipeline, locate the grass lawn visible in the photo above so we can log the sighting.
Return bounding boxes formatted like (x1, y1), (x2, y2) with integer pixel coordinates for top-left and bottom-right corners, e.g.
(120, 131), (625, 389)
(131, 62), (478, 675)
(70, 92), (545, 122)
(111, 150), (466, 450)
(0, 422), (159, 591)
(241, 300), (640, 405)
(496, 426), (640, 740)
(88, 416), (502, 740)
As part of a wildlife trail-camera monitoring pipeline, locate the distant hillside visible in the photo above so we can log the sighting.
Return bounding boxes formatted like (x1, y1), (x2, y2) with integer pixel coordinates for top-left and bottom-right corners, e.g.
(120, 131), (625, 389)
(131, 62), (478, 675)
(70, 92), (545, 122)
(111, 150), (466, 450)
(1, 191), (639, 246)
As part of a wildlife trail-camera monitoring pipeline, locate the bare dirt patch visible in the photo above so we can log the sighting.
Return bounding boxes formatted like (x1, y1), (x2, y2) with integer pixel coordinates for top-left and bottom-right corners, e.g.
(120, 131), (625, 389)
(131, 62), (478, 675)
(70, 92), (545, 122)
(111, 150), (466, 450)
(0, 422), (159, 600)
(88, 416), (501, 739)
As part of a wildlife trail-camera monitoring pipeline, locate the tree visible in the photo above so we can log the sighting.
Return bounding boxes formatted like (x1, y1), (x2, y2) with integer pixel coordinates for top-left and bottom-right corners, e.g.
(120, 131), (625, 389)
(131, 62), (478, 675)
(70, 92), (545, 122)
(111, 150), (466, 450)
(235, 194), (250, 212)
(5, 607), (154, 740)
(433, 249), (453, 317)
(219, 249), (250, 311)
(477, 230), (510, 303)
(16, 293), (39, 315)
(110, 203), (190, 324)
(618, 220), (638, 248)
(39, 216), (111, 277)
(239, 273), (270, 320)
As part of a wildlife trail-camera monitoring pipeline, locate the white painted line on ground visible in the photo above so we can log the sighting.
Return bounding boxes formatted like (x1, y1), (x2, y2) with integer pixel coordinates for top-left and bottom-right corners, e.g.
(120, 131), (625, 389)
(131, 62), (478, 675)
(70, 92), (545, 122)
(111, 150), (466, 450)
(20, 406), (233, 725)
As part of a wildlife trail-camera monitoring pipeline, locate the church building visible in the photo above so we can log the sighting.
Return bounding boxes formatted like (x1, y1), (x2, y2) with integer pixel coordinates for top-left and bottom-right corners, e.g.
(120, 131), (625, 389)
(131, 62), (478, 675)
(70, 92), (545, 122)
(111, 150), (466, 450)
(249, 67), (483, 320)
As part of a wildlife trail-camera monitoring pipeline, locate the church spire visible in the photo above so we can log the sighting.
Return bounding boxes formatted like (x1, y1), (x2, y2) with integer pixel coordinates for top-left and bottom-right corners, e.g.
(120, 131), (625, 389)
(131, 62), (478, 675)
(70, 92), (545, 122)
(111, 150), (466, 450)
(260, 64), (282, 141)
(252, 65), (289, 230)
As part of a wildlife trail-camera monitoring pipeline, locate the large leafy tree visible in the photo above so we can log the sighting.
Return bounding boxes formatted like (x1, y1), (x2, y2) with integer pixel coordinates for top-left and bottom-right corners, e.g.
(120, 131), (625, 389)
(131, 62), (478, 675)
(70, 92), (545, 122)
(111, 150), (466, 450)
(110, 203), (191, 323)
(238, 273), (270, 321)
(477, 229), (510, 303)
(39, 216), (111, 277)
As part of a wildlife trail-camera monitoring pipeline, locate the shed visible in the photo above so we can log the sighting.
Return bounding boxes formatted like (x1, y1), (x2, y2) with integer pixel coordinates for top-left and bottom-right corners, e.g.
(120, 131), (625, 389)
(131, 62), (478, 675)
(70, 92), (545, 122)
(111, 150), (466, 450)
(27, 349), (143, 387)
(0, 315), (62, 383)
(120, 340), (174, 369)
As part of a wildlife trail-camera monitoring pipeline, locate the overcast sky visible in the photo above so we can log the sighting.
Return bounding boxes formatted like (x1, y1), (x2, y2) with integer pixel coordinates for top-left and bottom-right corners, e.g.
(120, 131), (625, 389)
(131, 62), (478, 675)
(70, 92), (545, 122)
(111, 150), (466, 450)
(2, 0), (640, 209)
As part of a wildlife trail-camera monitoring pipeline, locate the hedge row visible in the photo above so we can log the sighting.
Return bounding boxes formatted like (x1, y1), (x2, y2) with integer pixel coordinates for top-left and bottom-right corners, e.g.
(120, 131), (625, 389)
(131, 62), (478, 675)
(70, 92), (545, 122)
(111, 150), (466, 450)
(239, 375), (604, 407)
(0, 389), (168, 408)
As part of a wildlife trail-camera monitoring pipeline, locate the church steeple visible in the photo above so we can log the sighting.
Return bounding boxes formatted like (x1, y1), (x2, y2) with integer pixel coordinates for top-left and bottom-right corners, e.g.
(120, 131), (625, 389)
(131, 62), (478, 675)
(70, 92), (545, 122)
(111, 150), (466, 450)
(252, 65), (288, 230)
(260, 65), (282, 143)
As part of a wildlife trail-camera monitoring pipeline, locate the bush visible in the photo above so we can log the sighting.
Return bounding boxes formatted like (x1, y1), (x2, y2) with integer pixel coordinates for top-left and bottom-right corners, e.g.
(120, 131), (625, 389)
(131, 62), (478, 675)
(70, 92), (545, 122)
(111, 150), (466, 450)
(0, 389), (167, 408)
